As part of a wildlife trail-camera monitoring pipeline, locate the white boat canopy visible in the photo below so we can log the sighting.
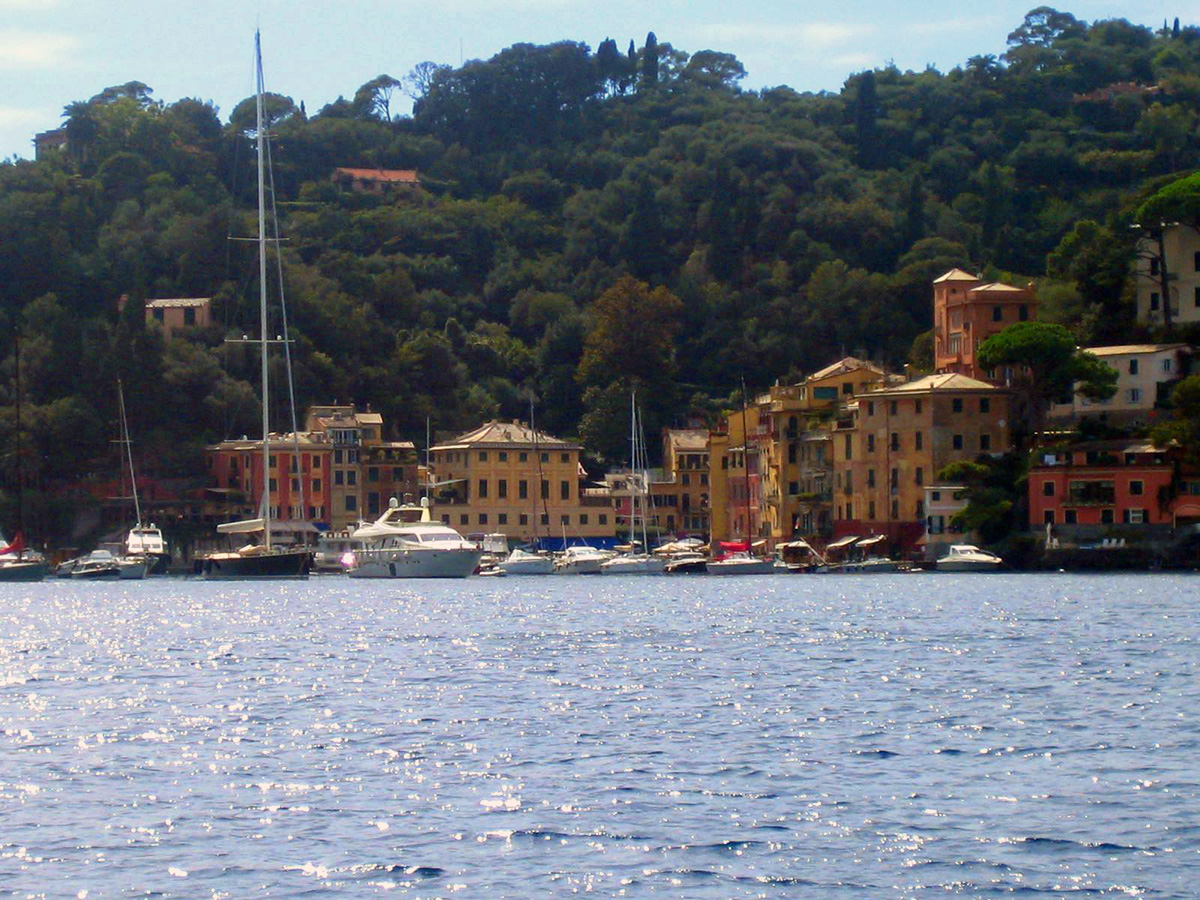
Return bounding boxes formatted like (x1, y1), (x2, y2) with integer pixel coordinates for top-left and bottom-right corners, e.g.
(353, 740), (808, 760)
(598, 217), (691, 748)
(217, 518), (266, 534)
(856, 535), (887, 548)
(826, 535), (860, 550)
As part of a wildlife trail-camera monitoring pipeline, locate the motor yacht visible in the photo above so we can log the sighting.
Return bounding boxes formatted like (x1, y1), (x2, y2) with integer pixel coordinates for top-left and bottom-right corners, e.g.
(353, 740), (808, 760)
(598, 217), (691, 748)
(502, 547), (555, 575)
(553, 545), (612, 575)
(346, 498), (482, 578)
(936, 544), (1002, 572)
(707, 552), (776, 575)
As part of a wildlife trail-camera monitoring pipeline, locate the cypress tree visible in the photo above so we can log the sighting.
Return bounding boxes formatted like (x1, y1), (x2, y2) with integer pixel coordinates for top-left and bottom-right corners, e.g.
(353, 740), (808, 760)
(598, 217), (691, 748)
(643, 32), (659, 87)
(854, 70), (878, 169)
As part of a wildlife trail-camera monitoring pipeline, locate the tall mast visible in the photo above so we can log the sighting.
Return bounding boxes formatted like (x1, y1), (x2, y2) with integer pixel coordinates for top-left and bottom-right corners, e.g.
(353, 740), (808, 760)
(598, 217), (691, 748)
(118, 379), (142, 530)
(13, 332), (23, 552)
(530, 397), (541, 548)
(740, 377), (751, 548)
(256, 31), (272, 551)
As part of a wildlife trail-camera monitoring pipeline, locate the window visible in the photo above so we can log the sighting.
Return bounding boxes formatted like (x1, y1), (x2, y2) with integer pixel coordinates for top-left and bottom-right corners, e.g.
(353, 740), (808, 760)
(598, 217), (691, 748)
(561, 480), (570, 500)
(347, 470), (357, 485)
(682, 473), (690, 486)
(541, 480), (549, 500)
(519, 514), (528, 525)
(1101, 508), (1115, 525)
(268, 478), (277, 492)
(334, 449), (343, 464)
(844, 434), (853, 460)
(519, 452), (528, 462)
(312, 478), (322, 492)
(1195, 286), (1200, 308)
(442, 514), (450, 524)
(560, 514), (569, 525)
(498, 513), (507, 525)
(846, 502), (853, 519)
(1129, 359), (1139, 375)
(980, 397), (990, 413)
(869, 501), (876, 519)
(478, 479), (488, 498)
(867, 434), (876, 453)
(541, 452), (549, 463)
(183, 306), (196, 326)
(368, 467), (379, 482)
(1044, 510), (1055, 525)
(345, 495), (357, 511)
(1164, 357), (1174, 372)
(952, 434), (963, 450)
(1043, 481), (1055, 496)
(952, 398), (963, 413)
(980, 434), (991, 451)
(479, 451), (488, 462)
(269, 455), (277, 468)
(1150, 293), (1160, 311)
(1063, 509), (1076, 524)
(599, 514), (607, 525)
(1019, 304), (1029, 321)
(915, 431), (923, 451)
(867, 401), (875, 416)
(1130, 479), (1144, 496)
(842, 382), (854, 395)
(915, 400), (922, 414)
(540, 514), (549, 526)
(519, 480), (528, 499)
(915, 467), (923, 486)
(1124, 508), (1146, 524)
(479, 514), (488, 524)
(335, 470), (344, 486)
(152, 307), (164, 322)
(890, 432), (899, 451)
(868, 468), (876, 488)
(701, 473), (708, 485)
(348, 449), (358, 464)
(393, 468), (403, 480)
(915, 500), (924, 518)
(889, 400), (898, 415)
(498, 451), (507, 461)
(890, 468), (898, 489)
(891, 499), (899, 519)
(460, 514), (469, 525)
(1128, 388), (1143, 403)
(498, 479), (508, 498)
(1151, 257), (1161, 276)
(580, 514), (588, 525)
(561, 453), (570, 463)
(291, 478), (300, 491)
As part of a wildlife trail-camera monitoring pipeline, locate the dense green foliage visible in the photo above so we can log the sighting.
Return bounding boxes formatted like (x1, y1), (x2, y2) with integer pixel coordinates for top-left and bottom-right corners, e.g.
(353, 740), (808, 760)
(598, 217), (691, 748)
(3, 9), (1200, 538)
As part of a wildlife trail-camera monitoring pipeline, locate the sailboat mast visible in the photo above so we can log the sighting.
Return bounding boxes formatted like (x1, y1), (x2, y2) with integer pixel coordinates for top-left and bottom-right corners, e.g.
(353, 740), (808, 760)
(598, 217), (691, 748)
(740, 377), (751, 548)
(118, 379), (142, 529)
(13, 332), (23, 552)
(255, 31), (272, 551)
(529, 397), (540, 549)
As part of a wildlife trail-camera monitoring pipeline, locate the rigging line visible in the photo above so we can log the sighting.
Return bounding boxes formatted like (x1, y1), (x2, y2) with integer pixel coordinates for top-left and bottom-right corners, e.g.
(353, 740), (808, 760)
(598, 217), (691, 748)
(264, 88), (307, 520)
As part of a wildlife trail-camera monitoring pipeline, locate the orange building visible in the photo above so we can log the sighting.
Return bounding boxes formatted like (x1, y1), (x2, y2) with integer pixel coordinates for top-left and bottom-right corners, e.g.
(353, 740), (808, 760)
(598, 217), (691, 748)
(1028, 441), (1176, 530)
(933, 269), (1037, 381)
(205, 435), (332, 526)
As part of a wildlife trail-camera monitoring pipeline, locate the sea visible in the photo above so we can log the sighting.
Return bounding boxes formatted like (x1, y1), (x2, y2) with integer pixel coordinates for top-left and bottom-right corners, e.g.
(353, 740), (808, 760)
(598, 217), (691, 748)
(0, 573), (1197, 898)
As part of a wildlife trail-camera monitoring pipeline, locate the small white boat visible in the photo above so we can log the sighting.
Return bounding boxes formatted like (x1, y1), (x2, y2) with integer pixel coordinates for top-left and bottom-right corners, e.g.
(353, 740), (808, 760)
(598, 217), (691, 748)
(502, 547), (555, 575)
(600, 553), (665, 575)
(663, 552), (707, 574)
(554, 545), (612, 575)
(707, 552), (776, 575)
(936, 544), (1002, 572)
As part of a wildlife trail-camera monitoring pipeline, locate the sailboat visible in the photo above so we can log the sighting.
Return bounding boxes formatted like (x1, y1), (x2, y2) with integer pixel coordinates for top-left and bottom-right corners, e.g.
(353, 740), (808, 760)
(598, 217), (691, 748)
(0, 333), (46, 582)
(601, 393), (664, 575)
(502, 399), (554, 575)
(198, 32), (309, 580)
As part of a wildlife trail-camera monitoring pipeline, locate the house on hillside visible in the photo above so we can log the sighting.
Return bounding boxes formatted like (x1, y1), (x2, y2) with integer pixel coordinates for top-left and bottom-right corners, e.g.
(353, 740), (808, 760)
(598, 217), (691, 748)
(331, 167), (421, 195)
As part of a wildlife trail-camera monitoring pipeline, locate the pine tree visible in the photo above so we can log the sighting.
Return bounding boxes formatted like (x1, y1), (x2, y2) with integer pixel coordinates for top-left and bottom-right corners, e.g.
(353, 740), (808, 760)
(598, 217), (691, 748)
(642, 32), (659, 88)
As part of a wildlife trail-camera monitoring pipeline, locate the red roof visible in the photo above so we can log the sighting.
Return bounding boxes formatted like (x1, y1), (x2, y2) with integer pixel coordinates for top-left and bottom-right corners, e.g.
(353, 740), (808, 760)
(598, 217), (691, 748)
(334, 168), (420, 184)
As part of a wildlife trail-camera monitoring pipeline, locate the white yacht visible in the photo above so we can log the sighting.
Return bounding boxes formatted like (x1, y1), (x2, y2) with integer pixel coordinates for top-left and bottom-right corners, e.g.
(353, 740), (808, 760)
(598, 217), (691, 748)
(346, 498), (482, 578)
(707, 552), (776, 575)
(554, 545), (612, 575)
(125, 524), (170, 575)
(502, 547), (555, 575)
(600, 550), (665, 575)
(936, 544), (1002, 572)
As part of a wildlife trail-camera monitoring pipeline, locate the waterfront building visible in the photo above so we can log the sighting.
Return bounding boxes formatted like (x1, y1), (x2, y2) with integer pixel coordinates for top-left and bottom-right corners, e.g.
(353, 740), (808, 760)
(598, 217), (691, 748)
(933, 269), (1037, 381)
(304, 405), (418, 531)
(833, 373), (1014, 556)
(1048, 343), (1190, 427)
(707, 405), (760, 544)
(921, 484), (974, 561)
(1134, 224), (1200, 326)
(204, 434), (332, 534)
(656, 429), (710, 536)
(145, 297), (212, 340)
(429, 420), (614, 546)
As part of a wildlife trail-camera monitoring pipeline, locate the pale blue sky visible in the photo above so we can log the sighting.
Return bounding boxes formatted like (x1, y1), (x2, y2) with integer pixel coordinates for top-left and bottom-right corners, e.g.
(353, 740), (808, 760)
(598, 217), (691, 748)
(0, 0), (1189, 161)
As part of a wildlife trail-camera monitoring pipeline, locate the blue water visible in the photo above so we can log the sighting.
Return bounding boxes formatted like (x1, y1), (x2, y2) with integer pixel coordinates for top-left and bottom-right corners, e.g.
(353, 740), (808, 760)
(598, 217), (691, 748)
(0, 573), (1197, 898)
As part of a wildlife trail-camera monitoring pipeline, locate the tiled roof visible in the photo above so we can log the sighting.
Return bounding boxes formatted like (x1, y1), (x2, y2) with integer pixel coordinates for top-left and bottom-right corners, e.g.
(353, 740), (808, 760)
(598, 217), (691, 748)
(873, 373), (1004, 394)
(933, 268), (980, 283)
(334, 167), (420, 183)
(1085, 343), (1189, 356)
(432, 420), (580, 451)
(971, 282), (1028, 294)
(145, 297), (211, 308)
(807, 356), (885, 381)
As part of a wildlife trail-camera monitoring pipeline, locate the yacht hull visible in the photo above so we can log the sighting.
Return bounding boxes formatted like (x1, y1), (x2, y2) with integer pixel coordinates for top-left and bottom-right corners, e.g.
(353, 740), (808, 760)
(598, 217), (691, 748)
(199, 550), (310, 579)
(600, 556), (665, 575)
(0, 561), (46, 582)
(707, 558), (776, 575)
(347, 548), (482, 579)
(502, 556), (555, 575)
(935, 560), (1001, 573)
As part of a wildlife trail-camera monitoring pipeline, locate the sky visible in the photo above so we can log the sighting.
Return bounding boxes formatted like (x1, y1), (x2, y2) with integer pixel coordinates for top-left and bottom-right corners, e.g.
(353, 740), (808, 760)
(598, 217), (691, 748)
(0, 0), (1193, 161)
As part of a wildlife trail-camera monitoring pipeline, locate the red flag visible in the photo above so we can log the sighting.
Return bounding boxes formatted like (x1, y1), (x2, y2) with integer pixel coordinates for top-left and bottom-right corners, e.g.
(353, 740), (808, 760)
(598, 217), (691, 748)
(1, 531), (26, 554)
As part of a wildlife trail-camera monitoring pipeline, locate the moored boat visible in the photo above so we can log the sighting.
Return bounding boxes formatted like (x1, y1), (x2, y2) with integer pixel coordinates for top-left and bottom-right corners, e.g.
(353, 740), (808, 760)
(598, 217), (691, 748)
(707, 552), (776, 575)
(554, 545), (612, 575)
(346, 498), (482, 579)
(936, 544), (1002, 572)
(502, 547), (555, 575)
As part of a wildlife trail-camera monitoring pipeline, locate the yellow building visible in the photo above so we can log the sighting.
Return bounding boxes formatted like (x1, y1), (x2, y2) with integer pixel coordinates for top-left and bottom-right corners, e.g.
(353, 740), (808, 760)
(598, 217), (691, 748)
(708, 405), (760, 543)
(145, 297), (212, 340)
(651, 429), (711, 536)
(832, 373), (1013, 555)
(429, 420), (615, 544)
(1136, 224), (1200, 327)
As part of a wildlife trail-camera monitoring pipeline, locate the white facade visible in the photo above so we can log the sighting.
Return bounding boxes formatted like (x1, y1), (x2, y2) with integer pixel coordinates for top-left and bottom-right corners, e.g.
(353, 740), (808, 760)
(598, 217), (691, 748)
(922, 484), (971, 561)
(1136, 225), (1200, 326)
(1049, 344), (1188, 425)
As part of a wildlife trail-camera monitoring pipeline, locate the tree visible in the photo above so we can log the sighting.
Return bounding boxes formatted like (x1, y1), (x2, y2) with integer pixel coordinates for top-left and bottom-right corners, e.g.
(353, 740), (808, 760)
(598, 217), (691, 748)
(642, 32), (659, 87)
(853, 70), (879, 168)
(936, 457), (1020, 544)
(578, 276), (683, 389)
(682, 50), (746, 90)
(977, 322), (1117, 442)
(403, 61), (446, 101)
(352, 74), (403, 121)
(1046, 220), (1134, 342)
(1152, 374), (1200, 464)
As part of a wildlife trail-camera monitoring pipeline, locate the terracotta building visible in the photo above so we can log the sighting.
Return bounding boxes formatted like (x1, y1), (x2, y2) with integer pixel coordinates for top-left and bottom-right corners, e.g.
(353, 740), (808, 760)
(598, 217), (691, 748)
(933, 269), (1037, 381)
(331, 167), (421, 195)
(429, 420), (615, 546)
(205, 435), (333, 529)
(833, 373), (1014, 555)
